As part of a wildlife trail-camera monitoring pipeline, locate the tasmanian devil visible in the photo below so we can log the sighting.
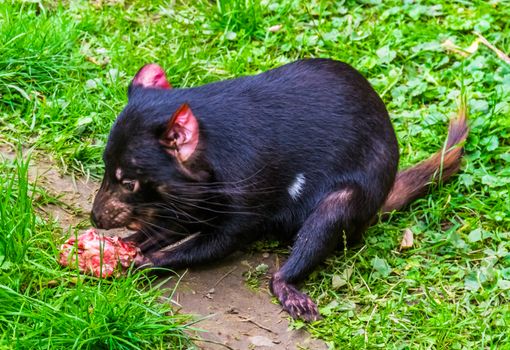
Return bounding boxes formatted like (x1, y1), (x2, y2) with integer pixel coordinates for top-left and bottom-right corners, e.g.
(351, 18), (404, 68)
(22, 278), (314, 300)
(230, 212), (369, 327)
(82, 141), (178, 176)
(91, 58), (468, 321)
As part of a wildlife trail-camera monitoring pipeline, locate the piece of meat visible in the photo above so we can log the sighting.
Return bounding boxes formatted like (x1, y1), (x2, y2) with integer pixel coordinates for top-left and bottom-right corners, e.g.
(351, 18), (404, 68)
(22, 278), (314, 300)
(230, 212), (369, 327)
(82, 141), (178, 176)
(59, 228), (144, 278)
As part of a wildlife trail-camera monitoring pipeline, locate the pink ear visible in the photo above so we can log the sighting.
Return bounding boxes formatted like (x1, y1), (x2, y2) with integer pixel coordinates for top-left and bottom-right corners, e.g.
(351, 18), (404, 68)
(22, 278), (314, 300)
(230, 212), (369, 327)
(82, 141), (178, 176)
(132, 64), (172, 89)
(160, 103), (199, 162)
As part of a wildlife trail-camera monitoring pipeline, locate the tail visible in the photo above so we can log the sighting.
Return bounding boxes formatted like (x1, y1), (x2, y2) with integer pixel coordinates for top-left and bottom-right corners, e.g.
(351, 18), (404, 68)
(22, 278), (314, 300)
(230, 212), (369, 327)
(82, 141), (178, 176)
(382, 103), (469, 213)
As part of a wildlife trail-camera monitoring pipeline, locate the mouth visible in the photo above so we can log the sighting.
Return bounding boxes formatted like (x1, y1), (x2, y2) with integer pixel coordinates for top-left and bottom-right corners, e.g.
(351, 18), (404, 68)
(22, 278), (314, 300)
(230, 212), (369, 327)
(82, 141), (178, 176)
(126, 221), (143, 231)
(160, 232), (201, 252)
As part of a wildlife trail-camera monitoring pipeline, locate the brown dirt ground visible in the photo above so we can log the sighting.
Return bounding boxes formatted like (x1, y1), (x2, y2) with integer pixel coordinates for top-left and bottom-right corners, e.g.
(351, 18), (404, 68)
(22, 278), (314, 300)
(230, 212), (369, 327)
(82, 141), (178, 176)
(1, 145), (327, 350)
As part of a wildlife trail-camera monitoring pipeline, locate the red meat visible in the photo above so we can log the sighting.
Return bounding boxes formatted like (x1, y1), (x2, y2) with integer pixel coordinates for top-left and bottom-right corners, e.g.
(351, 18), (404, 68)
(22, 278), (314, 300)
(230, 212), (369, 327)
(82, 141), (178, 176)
(59, 228), (144, 277)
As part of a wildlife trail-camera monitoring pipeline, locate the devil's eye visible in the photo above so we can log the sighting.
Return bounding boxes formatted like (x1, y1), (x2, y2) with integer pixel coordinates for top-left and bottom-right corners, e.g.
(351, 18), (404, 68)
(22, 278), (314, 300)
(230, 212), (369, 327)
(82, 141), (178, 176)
(121, 179), (139, 192)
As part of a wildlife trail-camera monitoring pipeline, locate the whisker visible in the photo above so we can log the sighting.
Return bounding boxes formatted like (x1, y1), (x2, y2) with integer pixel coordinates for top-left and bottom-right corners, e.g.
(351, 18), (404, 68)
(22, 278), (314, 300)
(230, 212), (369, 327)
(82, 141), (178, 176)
(183, 166), (268, 188)
(173, 183), (280, 196)
(136, 206), (220, 228)
(136, 217), (190, 238)
(160, 193), (264, 216)
(136, 201), (210, 223)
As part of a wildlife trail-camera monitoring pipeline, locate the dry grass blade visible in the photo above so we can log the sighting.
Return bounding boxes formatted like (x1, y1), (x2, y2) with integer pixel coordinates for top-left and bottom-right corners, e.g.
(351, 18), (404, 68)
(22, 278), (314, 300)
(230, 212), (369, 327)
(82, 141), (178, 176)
(400, 229), (414, 250)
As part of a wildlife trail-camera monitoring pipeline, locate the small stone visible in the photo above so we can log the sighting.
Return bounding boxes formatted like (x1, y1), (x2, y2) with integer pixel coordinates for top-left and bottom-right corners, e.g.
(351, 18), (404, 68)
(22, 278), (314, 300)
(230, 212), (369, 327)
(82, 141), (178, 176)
(249, 335), (275, 347)
(226, 307), (239, 314)
(205, 288), (215, 299)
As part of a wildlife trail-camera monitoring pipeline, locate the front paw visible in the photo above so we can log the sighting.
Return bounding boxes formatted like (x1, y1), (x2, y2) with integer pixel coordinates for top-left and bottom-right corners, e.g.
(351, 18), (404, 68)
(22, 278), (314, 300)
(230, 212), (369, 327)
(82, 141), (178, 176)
(270, 276), (321, 322)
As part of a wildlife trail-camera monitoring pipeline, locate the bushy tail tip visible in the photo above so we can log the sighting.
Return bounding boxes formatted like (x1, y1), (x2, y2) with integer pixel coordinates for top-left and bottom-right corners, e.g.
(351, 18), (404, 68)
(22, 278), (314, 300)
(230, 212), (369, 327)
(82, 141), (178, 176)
(382, 103), (469, 213)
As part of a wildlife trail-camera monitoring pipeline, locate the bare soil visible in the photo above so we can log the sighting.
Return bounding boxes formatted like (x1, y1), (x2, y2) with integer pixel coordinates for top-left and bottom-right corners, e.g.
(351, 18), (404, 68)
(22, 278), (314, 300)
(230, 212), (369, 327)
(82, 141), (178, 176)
(1, 146), (327, 350)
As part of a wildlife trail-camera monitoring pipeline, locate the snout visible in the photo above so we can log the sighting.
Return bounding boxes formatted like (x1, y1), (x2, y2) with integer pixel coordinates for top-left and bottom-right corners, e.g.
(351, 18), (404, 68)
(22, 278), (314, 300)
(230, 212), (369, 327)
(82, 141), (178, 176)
(91, 191), (133, 230)
(90, 209), (118, 229)
(90, 205), (131, 229)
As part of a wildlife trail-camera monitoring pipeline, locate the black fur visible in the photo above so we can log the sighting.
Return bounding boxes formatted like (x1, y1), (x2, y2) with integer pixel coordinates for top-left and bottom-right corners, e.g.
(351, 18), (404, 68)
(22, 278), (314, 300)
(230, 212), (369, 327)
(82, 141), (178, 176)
(92, 58), (399, 321)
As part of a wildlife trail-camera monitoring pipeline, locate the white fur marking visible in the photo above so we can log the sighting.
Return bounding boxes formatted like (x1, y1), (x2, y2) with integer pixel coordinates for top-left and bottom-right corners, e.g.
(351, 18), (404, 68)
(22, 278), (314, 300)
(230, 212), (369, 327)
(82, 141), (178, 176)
(288, 173), (306, 200)
(115, 168), (123, 181)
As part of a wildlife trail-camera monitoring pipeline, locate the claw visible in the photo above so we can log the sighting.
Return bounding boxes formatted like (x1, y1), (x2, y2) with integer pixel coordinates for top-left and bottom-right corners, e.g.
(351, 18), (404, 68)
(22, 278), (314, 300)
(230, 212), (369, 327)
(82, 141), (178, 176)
(270, 275), (321, 322)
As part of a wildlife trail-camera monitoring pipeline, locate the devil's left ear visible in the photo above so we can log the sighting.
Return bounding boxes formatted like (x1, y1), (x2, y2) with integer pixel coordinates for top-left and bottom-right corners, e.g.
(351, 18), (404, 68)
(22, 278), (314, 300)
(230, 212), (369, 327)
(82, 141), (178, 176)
(160, 103), (199, 162)
(128, 64), (172, 97)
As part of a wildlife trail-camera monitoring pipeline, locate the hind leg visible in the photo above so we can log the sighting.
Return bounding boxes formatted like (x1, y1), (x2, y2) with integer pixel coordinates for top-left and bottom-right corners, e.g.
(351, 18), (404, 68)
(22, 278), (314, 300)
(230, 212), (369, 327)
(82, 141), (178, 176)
(270, 185), (369, 321)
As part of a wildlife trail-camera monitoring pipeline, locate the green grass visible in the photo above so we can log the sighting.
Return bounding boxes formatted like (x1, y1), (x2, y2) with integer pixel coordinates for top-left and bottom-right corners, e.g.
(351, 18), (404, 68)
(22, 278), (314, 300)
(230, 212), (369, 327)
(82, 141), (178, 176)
(0, 155), (194, 349)
(1, 0), (509, 348)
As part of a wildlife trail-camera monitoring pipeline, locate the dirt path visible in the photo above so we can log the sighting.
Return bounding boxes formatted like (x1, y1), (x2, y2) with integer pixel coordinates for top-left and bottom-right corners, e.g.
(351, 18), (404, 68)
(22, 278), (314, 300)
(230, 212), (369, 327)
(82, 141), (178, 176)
(1, 146), (326, 350)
